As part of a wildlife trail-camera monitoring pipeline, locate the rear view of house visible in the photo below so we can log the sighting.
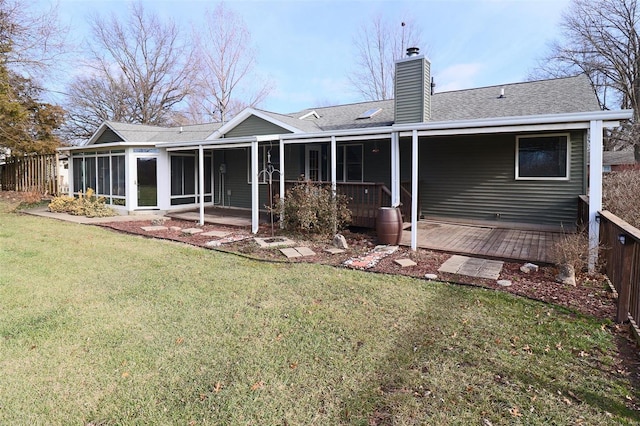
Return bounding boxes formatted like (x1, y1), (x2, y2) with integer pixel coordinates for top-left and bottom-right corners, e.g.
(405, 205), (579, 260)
(61, 48), (632, 254)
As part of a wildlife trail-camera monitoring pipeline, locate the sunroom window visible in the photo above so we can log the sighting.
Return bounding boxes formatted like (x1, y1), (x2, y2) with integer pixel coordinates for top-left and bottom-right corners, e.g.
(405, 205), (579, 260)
(516, 134), (569, 180)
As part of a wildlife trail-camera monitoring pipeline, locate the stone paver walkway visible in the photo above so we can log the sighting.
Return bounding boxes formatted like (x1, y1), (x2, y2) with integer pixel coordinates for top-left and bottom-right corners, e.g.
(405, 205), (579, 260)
(343, 245), (398, 270)
(438, 255), (503, 280)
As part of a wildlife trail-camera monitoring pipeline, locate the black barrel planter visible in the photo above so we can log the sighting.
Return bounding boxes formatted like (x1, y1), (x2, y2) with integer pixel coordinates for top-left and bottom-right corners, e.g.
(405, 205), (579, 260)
(376, 207), (403, 245)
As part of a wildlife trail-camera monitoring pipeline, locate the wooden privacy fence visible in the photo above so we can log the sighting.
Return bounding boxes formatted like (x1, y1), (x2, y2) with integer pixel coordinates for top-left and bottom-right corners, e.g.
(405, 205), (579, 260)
(0, 154), (59, 195)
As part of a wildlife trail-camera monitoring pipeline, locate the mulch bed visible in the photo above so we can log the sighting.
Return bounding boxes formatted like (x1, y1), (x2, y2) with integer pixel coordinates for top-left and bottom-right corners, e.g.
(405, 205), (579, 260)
(98, 218), (617, 321)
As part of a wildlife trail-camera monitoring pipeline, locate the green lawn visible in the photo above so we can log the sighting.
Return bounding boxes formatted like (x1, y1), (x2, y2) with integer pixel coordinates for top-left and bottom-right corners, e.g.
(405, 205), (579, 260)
(0, 199), (638, 425)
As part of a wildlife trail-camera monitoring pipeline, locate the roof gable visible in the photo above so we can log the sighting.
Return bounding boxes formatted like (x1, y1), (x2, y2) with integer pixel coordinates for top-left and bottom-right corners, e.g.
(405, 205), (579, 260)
(208, 108), (305, 140)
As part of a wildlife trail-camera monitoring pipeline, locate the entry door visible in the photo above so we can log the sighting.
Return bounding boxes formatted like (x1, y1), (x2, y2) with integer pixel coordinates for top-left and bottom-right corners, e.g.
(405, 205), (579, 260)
(305, 146), (322, 181)
(136, 157), (157, 208)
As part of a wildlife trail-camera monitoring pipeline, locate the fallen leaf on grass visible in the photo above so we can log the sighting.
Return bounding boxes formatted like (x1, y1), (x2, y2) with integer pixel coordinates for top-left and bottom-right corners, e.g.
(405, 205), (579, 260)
(509, 407), (522, 417)
(289, 362), (298, 369)
(251, 381), (264, 391)
(121, 371), (130, 378)
(214, 382), (222, 393)
(176, 337), (184, 345)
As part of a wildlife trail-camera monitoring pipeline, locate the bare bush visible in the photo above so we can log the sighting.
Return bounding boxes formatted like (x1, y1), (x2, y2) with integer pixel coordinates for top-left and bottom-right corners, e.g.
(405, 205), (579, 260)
(550, 229), (590, 273)
(603, 169), (640, 229)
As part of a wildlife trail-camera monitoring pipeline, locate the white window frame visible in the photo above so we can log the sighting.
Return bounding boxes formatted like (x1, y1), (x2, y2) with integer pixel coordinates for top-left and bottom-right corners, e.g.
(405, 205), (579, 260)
(515, 133), (570, 181)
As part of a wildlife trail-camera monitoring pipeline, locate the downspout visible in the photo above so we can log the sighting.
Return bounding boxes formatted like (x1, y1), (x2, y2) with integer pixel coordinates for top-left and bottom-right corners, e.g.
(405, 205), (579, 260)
(411, 129), (419, 250)
(198, 145), (205, 226)
(391, 132), (400, 207)
(588, 120), (603, 272)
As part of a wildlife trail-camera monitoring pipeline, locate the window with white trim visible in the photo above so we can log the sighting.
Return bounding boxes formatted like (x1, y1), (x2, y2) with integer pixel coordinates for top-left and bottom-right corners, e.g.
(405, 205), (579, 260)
(337, 144), (363, 182)
(516, 134), (569, 180)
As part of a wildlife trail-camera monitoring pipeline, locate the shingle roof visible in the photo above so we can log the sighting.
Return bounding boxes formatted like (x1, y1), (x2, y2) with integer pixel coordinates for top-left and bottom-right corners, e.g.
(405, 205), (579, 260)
(105, 121), (222, 143)
(603, 149), (637, 166)
(94, 74), (601, 144)
(430, 74), (600, 121)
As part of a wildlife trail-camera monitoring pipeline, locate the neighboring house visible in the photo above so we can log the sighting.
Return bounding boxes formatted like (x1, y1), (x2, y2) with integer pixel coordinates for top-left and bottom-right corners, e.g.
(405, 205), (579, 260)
(603, 149), (639, 173)
(60, 48), (632, 252)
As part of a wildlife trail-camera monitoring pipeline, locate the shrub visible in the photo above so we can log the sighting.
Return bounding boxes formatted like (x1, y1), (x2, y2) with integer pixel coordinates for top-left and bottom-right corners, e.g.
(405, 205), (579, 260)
(48, 188), (118, 218)
(603, 169), (640, 229)
(275, 182), (351, 237)
(550, 229), (590, 273)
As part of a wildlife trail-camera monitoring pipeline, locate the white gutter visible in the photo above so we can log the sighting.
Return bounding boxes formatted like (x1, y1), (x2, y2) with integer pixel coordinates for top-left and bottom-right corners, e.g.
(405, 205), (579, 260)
(59, 142), (157, 152)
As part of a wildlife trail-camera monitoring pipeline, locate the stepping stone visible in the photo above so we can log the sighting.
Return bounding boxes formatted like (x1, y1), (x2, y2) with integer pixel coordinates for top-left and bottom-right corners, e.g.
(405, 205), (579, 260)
(438, 255), (503, 280)
(169, 226), (182, 231)
(254, 236), (296, 248)
(201, 230), (232, 238)
(182, 228), (203, 235)
(295, 247), (316, 257)
(141, 225), (168, 232)
(325, 247), (345, 255)
(280, 247), (302, 258)
(205, 234), (251, 247)
(395, 258), (417, 268)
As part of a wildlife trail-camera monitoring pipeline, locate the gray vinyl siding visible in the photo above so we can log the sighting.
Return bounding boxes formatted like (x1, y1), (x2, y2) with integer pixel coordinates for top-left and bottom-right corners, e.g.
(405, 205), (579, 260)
(394, 57), (430, 124)
(417, 131), (585, 228)
(225, 115), (293, 138)
(94, 129), (123, 144)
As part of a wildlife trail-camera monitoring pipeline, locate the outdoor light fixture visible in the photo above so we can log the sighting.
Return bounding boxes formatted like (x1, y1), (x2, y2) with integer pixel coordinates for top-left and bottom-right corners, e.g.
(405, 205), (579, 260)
(618, 234), (627, 245)
(595, 214), (601, 223)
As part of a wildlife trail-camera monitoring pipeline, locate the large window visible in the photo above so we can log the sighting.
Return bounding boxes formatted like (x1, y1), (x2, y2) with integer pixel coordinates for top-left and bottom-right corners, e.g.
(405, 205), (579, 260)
(72, 151), (126, 205)
(170, 153), (212, 205)
(516, 134), (569, 180)
(337, 144), (363, 182)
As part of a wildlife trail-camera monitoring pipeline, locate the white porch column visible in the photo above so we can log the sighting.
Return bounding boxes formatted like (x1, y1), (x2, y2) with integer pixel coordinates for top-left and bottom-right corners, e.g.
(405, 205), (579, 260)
(331, 135), (337, 234)
(391, 132), (400, 207)
(330, 136), (337, 193)
(588, 120), (604, 272)
(411, 129), (419, 251)
(279, 138), (285, 229)
(251, 140), (259, 234)
(198, 145), (205, 226)
(67, 155), (74, 195)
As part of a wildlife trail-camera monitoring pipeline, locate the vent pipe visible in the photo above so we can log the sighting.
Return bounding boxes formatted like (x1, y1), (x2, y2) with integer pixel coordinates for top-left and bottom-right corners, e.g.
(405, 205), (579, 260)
(406, 47), (420, 57)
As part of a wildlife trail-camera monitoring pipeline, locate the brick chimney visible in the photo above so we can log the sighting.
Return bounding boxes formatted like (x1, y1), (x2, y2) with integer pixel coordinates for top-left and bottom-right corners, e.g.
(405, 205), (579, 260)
(394, 47), (431, 124)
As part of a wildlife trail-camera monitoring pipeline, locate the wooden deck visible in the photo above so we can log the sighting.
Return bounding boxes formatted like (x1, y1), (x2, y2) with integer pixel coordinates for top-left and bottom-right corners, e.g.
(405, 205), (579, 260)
(400, 220), (564, 264)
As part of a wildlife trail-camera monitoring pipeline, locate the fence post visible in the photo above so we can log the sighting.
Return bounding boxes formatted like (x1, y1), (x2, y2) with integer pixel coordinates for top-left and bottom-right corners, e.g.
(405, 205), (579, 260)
(616, 239), (635, 323)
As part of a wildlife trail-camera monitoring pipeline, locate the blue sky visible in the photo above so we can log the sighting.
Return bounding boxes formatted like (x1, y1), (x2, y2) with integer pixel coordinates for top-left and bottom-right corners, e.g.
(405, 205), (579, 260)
(41, 0), (570, 114)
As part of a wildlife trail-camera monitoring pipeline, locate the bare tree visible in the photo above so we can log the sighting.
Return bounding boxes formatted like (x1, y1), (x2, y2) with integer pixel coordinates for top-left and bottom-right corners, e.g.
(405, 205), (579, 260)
(0, 0), (68, 79)
(187, 2), (273, 124)
(349, 15), (425, 101)
(64, 1), (196, 140)
(534, 0), (640, 157)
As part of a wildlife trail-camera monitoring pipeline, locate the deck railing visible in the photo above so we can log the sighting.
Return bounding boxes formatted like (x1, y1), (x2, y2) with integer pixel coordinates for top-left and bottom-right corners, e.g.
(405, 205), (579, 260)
(598, 211), (640, 329)
(283, 181), (395, 228)
(579, 195), (640, 343)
